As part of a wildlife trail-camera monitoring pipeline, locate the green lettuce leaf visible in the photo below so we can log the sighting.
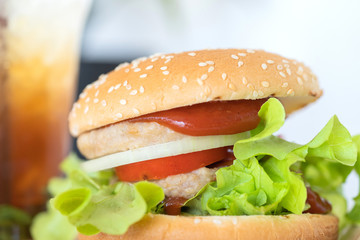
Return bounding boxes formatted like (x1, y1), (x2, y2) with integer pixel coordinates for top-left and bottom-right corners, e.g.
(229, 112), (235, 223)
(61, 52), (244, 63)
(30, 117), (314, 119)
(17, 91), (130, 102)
(31, 154), (164, 239)
(186, 99), (358, 219)
(347, 135), (360, 223)
(52, 170), (164, 236)
(300, 122), (358, 228)
(30, 203), (77, 240)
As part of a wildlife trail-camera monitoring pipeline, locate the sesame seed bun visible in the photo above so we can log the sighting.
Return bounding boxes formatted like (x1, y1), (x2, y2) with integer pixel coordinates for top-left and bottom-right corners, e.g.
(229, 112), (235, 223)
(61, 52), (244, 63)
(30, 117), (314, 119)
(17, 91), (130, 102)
(78, 214), (338, 240)
(69, 49), (322, 137)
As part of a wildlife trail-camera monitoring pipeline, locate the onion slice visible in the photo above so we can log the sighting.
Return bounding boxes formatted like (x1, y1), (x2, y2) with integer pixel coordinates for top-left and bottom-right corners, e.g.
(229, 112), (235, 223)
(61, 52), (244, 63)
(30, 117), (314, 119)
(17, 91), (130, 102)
(81, 132), (250, 173)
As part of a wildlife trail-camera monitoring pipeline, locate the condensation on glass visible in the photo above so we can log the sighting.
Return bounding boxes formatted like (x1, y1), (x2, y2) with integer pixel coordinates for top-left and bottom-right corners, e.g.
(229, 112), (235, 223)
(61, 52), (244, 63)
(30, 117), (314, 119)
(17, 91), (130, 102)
(0, 0), (91, 216)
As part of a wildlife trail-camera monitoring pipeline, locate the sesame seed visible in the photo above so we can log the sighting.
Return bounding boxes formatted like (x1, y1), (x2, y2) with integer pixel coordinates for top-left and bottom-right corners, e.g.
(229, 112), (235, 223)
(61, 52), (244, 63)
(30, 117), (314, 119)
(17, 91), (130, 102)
(204, 86), (211, 96)
(140, 74), (147, 78)
(286, 68), (292, 76)
(197, 78), (204, 86)
(284, 63), (289, 68)
(194, 219), (201, 224)
(164, 59), (171, 64)
(297, 66), (304, 74)
(84, 106), (89, 114)
(80, 92), (87, 99)
(199, 62), (207, 67)
(93, 98), (99, 103)
(222, 73), (227, 80)
(139, 86), (144, 93)
(201, 74), (208, 80)
(115, 84), (121, 90)
(75, 103), (81, 109)
(206, 61), (214, 65)
(242, 77), (247, 85)
(95, 90), (99, 97)
(247, 83), (254, 90)
(261, 81), (269, 87)
(297, 77), (303, 85)
(85, 97), (90, 103)
(277, 65), (283, 70)
(133, 108), (140, 114)
(287, 89), (295, 96)
(182, 76), (187, 83)
(130, 90), (138, 95)
(120, 99), (127, 105)
(279, 72), (286, 78)
(282, 82), (288, 88)
(231, 54), (239, 60)
(134, 68), (141, 72)
(115, 113), (123, 118)
(172, 85), (180, 90)
(253, 91), (259, 97)
(261, 63), (268, 70)
(208, 66), (215, 73)
(131, 63), (138, 69)
(115, 62), (129, 71)
(160, 66), (167, 70)
(108, 86), (114, 93)
(99, 74), (107, 82)
(246, 49), (255, 53)
(123, 80), (128, 86)
(101, 100), (107, 107)
(163, 71), (169, 75)
(138, 57), (147, 62)
(267, 60), (274, 64)
(238, 61), (244, 67)
(125, 69), (130, 73)
(282, 59), (289, 63)
(188, 52), (196, 56)
(238, 53), (246, 57)
(146, 65), (153, 70)
(151, 57), (158, 62)
(126, 84), (131, 90)
(258, 90), (264, 97)
(228, 82), (237, 91)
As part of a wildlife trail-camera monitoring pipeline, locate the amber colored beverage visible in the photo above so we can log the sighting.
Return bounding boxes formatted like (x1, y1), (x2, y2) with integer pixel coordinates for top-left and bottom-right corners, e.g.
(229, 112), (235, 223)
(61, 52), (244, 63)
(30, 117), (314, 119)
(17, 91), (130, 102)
(0, 0), (91, 215)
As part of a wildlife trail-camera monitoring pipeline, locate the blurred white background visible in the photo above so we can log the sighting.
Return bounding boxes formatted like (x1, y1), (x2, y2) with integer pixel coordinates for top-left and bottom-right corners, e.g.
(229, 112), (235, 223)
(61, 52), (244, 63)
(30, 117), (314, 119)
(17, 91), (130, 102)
(80, 0), (360, 203)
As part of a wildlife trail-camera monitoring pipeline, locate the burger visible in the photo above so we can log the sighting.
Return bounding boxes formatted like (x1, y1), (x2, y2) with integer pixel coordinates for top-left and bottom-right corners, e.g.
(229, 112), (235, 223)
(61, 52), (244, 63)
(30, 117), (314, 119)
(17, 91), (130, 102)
(33, 49), (360, 240)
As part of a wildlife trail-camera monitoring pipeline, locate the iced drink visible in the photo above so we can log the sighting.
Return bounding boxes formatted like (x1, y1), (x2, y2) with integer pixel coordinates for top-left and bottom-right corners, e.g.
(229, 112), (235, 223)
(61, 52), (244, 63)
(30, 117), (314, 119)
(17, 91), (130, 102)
(0, 0), (91, 215)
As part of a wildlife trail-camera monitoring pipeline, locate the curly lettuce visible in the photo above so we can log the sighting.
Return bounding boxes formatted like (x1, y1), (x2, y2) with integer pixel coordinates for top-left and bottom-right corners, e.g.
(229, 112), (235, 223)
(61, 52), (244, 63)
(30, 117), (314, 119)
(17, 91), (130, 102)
(31, 155), (164, 239)
(185, 99), (358, 219)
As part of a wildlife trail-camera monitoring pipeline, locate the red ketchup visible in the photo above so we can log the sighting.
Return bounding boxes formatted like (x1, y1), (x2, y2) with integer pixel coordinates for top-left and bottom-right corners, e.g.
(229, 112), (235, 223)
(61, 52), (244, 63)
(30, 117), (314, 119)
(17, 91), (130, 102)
(129, 99), (267, 136)
(163, 197), (188, 215)
(304, 187), (332, 214)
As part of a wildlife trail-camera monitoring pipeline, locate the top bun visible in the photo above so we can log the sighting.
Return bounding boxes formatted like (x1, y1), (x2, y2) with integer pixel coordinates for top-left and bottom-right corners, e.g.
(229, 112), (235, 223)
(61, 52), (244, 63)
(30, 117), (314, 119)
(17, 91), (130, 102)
(69, 49), (322, 137)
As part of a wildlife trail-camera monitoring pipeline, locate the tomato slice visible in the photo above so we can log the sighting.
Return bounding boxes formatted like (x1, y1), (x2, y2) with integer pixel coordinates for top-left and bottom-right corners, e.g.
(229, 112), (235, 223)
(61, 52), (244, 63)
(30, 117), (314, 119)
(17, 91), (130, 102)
(115, 147), (227, 181)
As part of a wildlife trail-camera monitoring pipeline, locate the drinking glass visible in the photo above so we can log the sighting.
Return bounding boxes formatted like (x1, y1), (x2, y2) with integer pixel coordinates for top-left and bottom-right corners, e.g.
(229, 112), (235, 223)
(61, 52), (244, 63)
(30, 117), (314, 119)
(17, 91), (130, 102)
(0, 0), (92, 238)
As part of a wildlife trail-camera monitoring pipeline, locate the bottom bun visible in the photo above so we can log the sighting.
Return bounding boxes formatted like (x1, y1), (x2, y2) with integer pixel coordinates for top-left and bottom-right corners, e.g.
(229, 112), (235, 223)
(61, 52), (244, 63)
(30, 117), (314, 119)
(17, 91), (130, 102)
(78, 213), (338, 240)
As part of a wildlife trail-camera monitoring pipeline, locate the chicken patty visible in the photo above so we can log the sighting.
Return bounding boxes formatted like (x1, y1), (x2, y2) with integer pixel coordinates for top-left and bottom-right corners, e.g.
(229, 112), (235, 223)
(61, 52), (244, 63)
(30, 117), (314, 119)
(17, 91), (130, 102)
(78, 121), (187, 159)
